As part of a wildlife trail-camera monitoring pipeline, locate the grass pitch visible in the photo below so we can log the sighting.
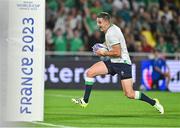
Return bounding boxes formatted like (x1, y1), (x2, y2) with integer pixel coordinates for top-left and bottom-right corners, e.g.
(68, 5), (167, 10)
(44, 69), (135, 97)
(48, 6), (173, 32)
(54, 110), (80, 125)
(21, 89), (180, 127)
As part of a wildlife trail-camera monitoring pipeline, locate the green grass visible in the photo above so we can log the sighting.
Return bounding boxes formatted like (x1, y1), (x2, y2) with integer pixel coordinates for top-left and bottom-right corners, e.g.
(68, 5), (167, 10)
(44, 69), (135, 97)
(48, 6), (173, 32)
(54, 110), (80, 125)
(20, 90), (180, 127)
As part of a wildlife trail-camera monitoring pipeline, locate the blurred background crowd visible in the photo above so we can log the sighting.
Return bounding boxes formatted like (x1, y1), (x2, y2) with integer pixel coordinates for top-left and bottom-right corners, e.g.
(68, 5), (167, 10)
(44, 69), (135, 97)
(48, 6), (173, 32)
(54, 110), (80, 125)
(45, 0), (180, 54)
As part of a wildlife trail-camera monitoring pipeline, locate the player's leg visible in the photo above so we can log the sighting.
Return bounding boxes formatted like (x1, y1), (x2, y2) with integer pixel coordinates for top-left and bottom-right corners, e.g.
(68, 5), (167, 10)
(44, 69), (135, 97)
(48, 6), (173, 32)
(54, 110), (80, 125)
(166, 73), (170, 90)
(72, 61), (108, 107)
(121, 78), (164, 114)
(83, 61), (108, 103)
(118, 63), (156, 106)
(161, 73), (170, 90)
(121, 78), (155, 105)
(152, 78), (159, 90)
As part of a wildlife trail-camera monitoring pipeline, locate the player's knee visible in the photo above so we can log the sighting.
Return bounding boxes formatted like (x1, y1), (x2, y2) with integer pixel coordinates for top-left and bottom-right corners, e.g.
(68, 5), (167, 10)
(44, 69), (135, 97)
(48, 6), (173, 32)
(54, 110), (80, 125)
(86, 69), (95, 78)
(125, 92), (134, 99)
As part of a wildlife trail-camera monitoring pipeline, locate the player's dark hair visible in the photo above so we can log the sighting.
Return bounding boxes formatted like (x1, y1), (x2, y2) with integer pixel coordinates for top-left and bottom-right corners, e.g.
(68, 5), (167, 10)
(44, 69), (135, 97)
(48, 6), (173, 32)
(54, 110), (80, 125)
(97, 12), (111, 21)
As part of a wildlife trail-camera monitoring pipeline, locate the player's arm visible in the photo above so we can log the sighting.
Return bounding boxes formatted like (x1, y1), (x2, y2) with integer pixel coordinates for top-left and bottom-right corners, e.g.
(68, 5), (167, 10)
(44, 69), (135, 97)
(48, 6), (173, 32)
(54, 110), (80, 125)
(152, 60), (161, 74)
(154, 66), (163, 75)
(96, 44), (121, 57)
(154, 61), (169, 76)
(165, 63), (170, 77)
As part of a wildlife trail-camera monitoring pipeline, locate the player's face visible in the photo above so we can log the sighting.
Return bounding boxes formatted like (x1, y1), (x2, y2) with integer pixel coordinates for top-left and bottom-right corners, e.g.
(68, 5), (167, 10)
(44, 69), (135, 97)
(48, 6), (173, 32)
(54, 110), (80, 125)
(96, 18), (109, 32)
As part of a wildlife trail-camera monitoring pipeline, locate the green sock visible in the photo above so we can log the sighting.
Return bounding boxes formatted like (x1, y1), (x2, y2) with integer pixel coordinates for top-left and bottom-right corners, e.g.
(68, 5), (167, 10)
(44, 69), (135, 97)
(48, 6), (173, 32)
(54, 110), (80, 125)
(135, 91), (156, 106)
(83, 77), (94, 103)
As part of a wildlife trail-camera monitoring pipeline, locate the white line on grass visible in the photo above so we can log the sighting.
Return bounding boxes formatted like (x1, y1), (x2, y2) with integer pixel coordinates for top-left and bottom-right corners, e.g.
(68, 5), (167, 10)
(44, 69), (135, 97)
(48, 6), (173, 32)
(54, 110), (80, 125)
(31, 121), (77, 128)
(31, 121), (57, 127)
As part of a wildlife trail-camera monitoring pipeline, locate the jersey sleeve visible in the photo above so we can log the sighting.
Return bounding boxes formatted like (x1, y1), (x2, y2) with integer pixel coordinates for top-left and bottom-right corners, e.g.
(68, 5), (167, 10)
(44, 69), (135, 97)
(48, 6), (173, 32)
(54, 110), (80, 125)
(107, 29), (124, 46)
(106, 32), (120, 46)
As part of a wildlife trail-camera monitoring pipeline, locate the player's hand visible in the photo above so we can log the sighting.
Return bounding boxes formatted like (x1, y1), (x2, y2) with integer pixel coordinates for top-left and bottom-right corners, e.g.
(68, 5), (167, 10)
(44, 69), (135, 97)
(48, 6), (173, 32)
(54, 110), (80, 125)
(96, 49), (106, 56)
(163, 72), (170, 77)
(92, 43), (108, 55)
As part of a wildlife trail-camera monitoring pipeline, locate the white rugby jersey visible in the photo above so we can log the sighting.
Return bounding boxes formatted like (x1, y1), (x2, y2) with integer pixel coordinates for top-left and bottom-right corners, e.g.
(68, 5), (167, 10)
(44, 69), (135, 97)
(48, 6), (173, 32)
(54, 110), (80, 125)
(104, 24), (132, 65)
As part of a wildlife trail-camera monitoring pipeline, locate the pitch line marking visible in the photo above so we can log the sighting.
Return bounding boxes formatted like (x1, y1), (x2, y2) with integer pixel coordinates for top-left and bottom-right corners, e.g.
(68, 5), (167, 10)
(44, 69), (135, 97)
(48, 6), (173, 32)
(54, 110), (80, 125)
(31, 121), (57, 127)
(32, 121), (77, 128)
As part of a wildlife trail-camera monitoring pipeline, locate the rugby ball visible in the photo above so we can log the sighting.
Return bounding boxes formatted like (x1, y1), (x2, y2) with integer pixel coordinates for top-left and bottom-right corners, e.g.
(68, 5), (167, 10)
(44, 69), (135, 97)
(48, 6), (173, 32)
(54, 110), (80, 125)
(93, 43), (108, 51)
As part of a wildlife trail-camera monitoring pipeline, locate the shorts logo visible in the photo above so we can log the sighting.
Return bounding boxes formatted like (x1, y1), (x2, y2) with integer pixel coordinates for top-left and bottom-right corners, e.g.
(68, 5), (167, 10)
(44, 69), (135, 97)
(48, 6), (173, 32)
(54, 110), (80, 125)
(121, 71), (124, 76)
